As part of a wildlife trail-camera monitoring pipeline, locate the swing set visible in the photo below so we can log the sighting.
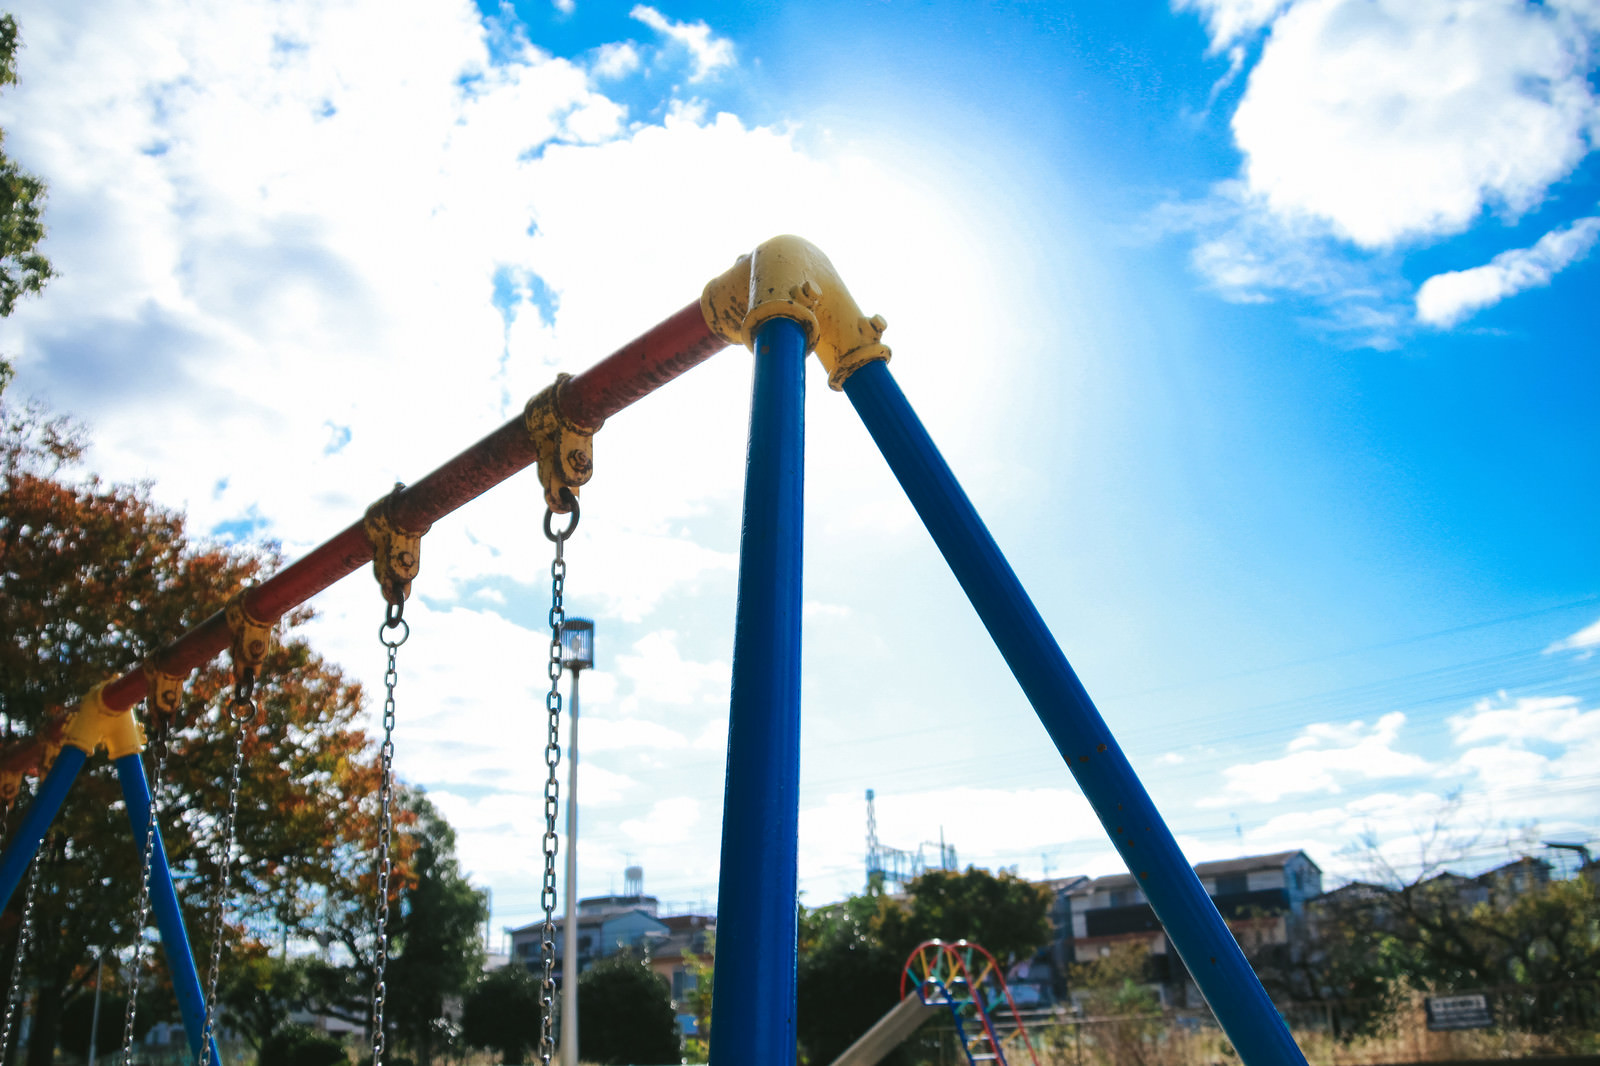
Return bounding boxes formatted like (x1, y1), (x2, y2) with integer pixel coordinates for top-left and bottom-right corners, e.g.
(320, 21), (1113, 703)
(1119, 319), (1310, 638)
(0, 236), (1311, 1066)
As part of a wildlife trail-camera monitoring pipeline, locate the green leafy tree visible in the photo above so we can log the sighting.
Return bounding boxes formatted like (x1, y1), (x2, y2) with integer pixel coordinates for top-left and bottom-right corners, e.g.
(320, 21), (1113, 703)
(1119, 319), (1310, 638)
(0, 16), (54, 317)
(872, 866), (1053, 964)
(797, 898), (907, 1066)
(462, 964), (541, 1064)
(218, 948), (313, 1049)
(387, 790), (489, 1065)
(577, 951), (679, 1065)
(680, 934), (715, 1063)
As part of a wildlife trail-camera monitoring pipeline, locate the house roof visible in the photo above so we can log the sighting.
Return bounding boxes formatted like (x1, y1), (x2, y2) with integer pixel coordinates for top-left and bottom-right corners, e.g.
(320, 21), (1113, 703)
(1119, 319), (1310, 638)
(1067, 851), (1315, 896)
(661, 914), (715, 933)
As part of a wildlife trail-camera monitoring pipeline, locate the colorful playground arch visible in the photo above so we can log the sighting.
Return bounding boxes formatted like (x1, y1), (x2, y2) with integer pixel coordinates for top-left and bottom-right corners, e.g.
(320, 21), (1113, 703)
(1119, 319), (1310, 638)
(902, 939), (1042, 1066)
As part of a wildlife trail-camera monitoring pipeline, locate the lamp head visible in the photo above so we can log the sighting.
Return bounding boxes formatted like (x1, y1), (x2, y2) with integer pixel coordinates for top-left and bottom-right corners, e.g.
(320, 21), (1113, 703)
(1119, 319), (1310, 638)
(559, 617), (595, 671)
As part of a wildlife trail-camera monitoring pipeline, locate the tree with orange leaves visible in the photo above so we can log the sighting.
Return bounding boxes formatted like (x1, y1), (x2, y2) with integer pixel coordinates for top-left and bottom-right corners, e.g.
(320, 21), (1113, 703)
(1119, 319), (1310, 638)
(0, 360), (416, 1063)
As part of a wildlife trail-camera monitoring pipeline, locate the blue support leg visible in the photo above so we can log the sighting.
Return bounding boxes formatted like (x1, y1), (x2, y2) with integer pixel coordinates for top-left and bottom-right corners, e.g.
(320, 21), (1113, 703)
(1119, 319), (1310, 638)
(0, 746), (87, 911)
(708, 316), (807, 1066)
(842, 359), (1307, 1066)
(115, 753), (221, 1065)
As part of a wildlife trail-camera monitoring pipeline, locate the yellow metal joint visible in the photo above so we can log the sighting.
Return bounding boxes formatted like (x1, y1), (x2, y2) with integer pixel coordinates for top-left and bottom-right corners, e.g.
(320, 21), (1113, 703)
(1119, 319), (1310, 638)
(61, 681), (147, 760)
(524, 372), (596, 513)
(363, 484), (429, 604)
(225, 588), (274, 684)
(142, 661), (185, 721)
(701, 234), (891, 390)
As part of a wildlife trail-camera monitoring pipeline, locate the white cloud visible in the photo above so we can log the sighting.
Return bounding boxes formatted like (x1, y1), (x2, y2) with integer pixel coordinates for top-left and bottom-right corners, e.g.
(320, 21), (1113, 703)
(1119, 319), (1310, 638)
(590, 42), (641, 80)
(1416, 216), (1600, 326)
(1203, 711), (1433, 805)
(614, 630), (729, 711)
(1233, 0), (1600, 249)
(1547, 616), (1600, 656)
(1166, 0), (1600, 335)
(1447, 693), (1600, 749)
(1174, 0), (1294, 51)
(628, 5), (734, 82)
(620, 796), (700, 846)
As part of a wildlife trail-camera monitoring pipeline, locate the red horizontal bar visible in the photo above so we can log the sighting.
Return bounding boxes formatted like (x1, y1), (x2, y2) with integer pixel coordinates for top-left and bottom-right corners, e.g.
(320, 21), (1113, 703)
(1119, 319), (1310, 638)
(6, 299), (725, 770)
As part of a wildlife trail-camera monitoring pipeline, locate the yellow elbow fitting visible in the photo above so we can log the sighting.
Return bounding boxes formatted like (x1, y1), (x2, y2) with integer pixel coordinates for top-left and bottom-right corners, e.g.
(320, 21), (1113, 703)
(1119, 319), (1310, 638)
(701, 235), (891, 390)
(61, 682), (147, 760)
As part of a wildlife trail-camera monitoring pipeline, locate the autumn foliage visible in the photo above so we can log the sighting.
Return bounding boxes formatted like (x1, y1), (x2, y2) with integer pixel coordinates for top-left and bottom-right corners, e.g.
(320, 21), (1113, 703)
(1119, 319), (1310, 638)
(0, 365), (415, 1062)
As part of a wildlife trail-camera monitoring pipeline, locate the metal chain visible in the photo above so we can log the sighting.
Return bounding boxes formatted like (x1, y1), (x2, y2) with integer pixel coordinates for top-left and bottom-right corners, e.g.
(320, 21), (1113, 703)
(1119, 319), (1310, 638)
(198, 674), (255, 1066)
(539, 490), (578, 1066)
(371, 598), (408, 1066)
(2, 817), (41, 1056)
(123, 719), (169, 1065)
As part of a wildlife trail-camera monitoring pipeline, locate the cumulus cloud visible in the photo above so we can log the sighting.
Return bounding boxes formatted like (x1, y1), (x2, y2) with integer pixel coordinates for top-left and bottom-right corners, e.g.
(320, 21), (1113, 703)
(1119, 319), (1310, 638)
(1233, 0), (1599, 249)
(1203, 711), (1433, 805)
(1546, 616), (1600, 656)
(1416, 216), (1600, 327)
(1167, 0), (1600, 334)
(1174, 0), (1294, 51)
(590, 41), (641, 79)
(629, 5), (734, 81)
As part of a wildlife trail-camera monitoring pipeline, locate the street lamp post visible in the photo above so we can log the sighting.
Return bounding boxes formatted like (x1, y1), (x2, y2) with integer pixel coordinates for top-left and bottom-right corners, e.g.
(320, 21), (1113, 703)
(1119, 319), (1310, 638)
(558, 618), (594, 1066)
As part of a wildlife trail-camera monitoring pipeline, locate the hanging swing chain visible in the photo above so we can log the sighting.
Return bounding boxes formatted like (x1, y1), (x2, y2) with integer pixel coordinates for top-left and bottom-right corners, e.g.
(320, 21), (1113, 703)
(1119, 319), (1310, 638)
(371, 591), (408, 1066)
(2, 814), (41, 1056)
(198, 668), (256, 1066)
(538, 489), (578, 1066)
(123, 714), (169, 1066)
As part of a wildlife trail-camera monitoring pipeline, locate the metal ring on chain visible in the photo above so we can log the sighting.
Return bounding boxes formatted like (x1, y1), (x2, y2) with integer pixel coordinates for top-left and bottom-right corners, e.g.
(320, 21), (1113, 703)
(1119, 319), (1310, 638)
(378, 618), (410, 648)
(543, 488), (580, 542)
(228, 695), (257, 723)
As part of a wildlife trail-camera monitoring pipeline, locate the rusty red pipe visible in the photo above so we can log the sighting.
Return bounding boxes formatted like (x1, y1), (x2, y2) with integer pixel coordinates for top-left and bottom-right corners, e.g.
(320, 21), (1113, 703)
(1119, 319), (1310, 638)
(30, 300), (723, 743)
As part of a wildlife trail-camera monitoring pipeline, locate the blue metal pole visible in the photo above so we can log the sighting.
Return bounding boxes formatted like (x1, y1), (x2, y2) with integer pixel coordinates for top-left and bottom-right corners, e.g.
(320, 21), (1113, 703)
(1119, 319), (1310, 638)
(841, 360), (1307, 1066)
(0, 746), (86, 911)
(708, 316), (807, 1066)
(114, 753), (220, 1066)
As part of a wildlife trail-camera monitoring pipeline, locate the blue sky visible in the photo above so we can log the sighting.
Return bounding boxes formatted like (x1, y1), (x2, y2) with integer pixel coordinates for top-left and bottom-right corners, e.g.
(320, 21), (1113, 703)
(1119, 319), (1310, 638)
(0, 0), (1596, 932)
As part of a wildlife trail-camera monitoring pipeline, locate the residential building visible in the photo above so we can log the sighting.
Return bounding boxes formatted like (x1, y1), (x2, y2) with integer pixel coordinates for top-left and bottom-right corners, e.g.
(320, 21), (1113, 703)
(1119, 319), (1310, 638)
(508, 891), (670, 984)
(1065, 850), (1323, 1007)
(646, 913), (716, 1036)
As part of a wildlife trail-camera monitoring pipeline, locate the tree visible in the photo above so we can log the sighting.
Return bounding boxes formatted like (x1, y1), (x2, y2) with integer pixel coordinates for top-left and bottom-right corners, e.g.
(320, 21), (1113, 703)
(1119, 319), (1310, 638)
(462, 964), (541, 1064)
(1067, 942), (1162, 1066)
(0, 16), (54, 317)
(218, 948), (308, 1049)
(680, 934), (714, 1063)
(797, 897), (907, 1066)
(0, 372), (414, 1062)
(872, 866), (1053, 964)
(386, 790), (489, 1065)
(577, 951), (679, 1066)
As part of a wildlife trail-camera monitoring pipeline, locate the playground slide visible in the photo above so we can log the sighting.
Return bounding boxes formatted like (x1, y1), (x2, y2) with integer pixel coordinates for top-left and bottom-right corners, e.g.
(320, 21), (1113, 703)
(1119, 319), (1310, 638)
(828, 993), (941, 1066)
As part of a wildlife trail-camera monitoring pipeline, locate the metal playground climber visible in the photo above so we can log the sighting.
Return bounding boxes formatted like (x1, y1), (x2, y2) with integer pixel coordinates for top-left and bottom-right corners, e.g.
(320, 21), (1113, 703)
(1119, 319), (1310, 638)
(0, 236), (1313, 1066)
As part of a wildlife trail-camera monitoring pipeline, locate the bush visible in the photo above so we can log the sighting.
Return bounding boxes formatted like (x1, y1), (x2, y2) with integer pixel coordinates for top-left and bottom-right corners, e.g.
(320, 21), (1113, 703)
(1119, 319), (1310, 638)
(260, 1023), (349, 1066)
(578, 952), (679, 1065)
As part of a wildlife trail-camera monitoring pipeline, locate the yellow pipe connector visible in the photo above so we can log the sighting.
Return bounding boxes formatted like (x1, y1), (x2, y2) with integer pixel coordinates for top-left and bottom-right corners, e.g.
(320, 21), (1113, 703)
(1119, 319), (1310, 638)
(61, 681), (146, 761)
(702, 235), (891, 390)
